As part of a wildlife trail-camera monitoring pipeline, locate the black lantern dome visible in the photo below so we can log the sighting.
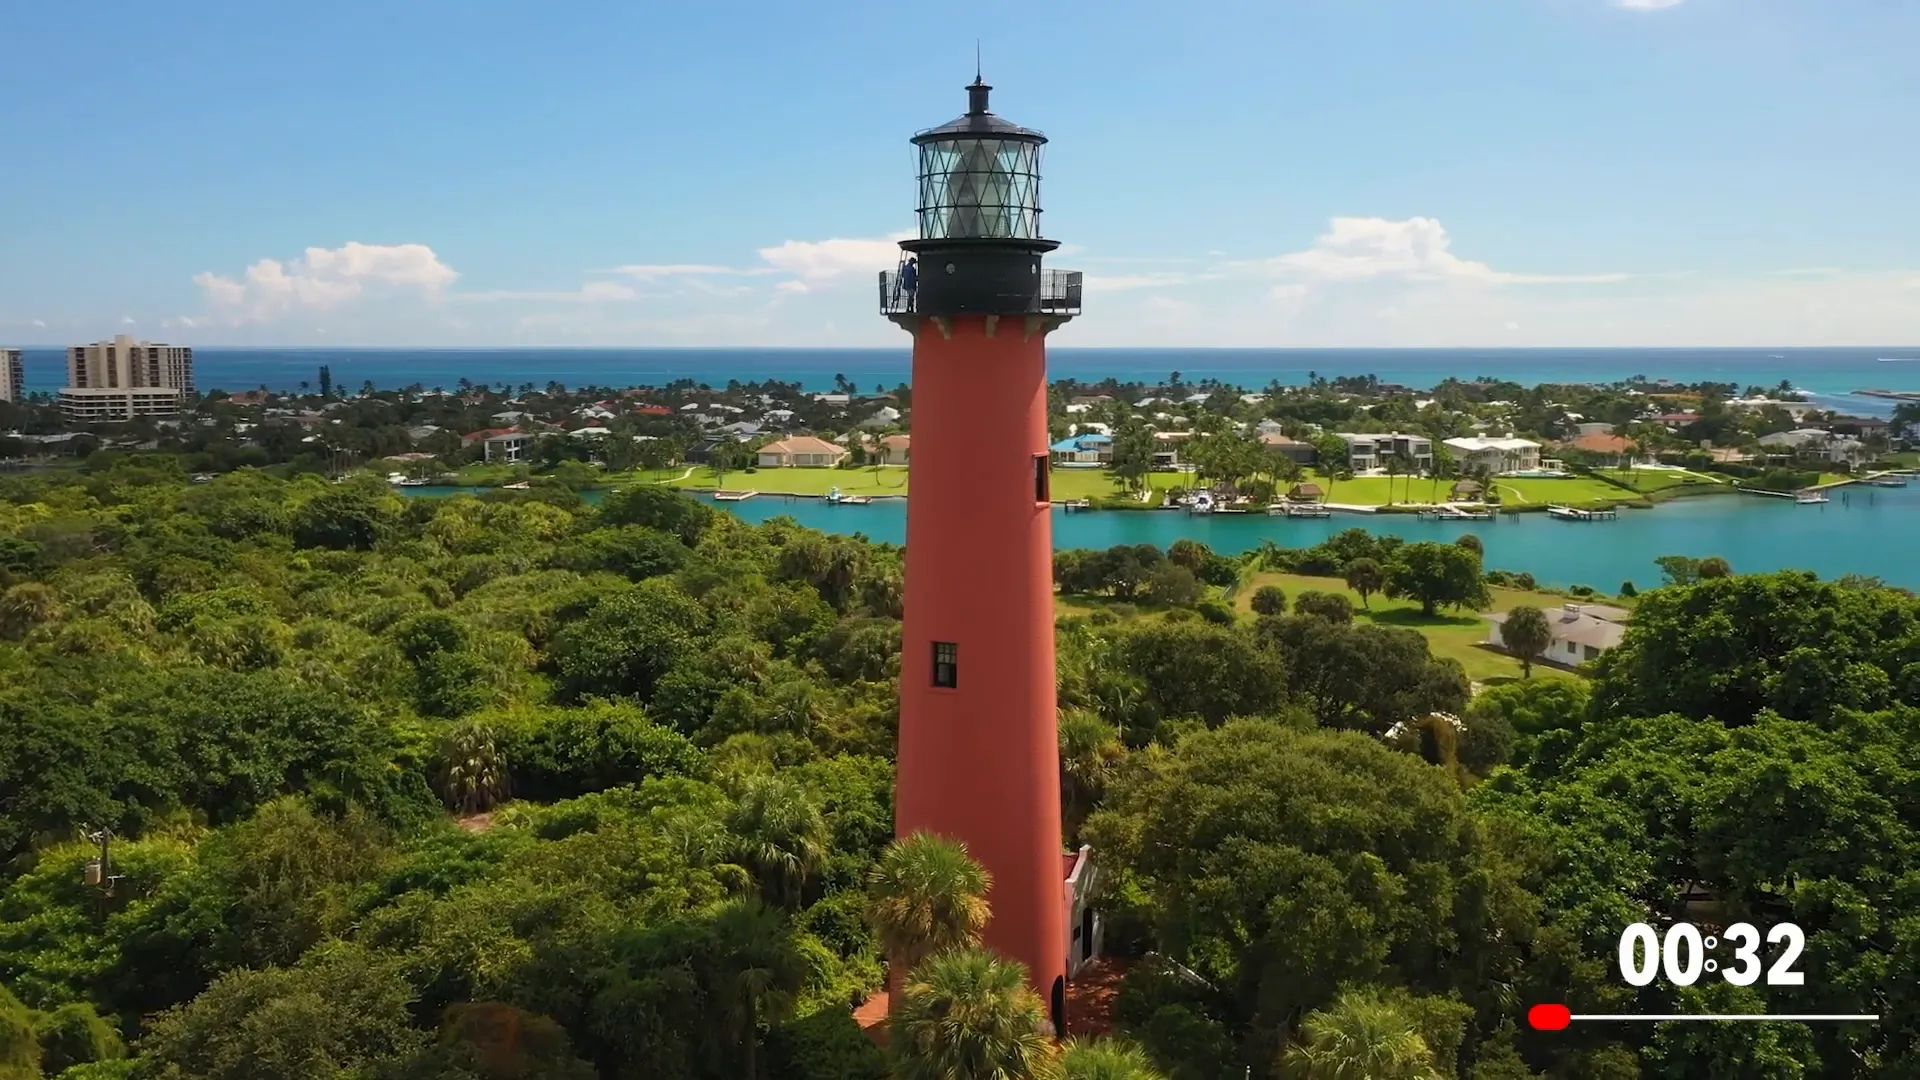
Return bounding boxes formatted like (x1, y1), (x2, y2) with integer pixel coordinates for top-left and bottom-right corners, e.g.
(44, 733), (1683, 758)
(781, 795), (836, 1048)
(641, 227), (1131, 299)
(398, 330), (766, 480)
(880, 78), (1081, 320)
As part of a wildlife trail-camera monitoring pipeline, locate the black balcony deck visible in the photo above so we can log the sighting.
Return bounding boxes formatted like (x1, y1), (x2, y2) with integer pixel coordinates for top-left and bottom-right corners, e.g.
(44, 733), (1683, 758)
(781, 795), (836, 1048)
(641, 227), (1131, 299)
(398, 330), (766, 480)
(879, 268), (1082, 317)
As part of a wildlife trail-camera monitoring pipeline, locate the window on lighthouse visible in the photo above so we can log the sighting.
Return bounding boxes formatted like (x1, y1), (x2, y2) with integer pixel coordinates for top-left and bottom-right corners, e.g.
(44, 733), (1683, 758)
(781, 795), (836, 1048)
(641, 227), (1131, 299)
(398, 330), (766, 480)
(1034, 454), (1050, 503)
(932, 642), (958, 688)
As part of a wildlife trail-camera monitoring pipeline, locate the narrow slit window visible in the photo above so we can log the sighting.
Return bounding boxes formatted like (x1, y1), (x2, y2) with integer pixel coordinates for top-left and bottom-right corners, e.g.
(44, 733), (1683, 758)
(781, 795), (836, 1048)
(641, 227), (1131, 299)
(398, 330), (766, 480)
(932, 641), (958, 688)
(1034, 454), (1050, 503)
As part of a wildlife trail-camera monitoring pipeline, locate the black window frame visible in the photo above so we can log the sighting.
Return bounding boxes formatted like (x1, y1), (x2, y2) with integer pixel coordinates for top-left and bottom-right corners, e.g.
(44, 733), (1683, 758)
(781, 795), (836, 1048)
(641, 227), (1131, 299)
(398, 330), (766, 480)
(932, 641), (958, 688)
(1033, 453), (1050, 503)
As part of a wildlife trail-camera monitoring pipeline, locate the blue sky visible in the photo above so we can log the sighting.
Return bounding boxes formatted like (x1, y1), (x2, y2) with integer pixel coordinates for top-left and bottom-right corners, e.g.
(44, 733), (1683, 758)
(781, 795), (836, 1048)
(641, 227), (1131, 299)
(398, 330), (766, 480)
(2, 0), (1916, 348)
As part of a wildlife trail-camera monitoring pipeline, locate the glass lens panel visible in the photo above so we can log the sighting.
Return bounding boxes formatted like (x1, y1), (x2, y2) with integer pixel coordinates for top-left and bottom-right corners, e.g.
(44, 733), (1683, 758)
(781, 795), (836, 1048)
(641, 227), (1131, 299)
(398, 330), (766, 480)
(917, 135), (1043, 239)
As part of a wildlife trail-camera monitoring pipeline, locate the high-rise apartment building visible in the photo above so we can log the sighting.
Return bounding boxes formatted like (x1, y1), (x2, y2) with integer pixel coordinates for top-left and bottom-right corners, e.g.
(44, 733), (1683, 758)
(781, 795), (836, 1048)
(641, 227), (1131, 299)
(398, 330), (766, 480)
(0, 348), (21, 404)
(58, 335), (195, 422)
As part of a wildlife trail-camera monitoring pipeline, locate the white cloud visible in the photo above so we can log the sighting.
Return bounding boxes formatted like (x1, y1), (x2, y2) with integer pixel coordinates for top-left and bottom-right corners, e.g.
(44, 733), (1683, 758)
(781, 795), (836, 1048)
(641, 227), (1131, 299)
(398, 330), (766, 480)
(756, 233), (914, 287)
(1764, 267), (1844, 277)
(459, 281), (640, 303)
(1086, 273), (1194, 292)
(30, 319), (45, 328)
(120, 315), (136, 325)
(194, 241), (458, 323)
(607, 264), (741, 280)
(1619, 0), (1684, 8)
(1253, 217), (1629, 285)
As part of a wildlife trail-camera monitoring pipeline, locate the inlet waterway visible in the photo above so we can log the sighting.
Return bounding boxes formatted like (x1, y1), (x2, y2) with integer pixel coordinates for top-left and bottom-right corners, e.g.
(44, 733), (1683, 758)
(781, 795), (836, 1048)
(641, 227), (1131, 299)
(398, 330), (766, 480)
(410, 483), (1920, 591)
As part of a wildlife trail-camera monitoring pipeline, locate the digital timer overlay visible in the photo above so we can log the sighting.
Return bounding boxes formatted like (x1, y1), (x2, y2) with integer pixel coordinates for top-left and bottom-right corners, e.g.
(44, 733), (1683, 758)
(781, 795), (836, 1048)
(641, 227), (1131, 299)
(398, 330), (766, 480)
(1524, 922), (1877, 1033)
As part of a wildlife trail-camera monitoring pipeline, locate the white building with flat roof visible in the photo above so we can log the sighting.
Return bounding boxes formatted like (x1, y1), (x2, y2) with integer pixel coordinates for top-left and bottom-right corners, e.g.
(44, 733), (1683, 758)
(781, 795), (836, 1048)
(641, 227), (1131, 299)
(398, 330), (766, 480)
(59, 335), (195, 422)
(1335, 432), (1434, 472)
(1444, 435), (1542, 474)
(0, 349), (21, 404)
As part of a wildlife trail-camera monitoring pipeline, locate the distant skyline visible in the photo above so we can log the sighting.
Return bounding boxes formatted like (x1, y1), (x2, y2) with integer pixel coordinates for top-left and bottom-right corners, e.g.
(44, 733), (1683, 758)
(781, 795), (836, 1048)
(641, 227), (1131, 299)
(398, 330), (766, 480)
(2, 0), (1916, 349)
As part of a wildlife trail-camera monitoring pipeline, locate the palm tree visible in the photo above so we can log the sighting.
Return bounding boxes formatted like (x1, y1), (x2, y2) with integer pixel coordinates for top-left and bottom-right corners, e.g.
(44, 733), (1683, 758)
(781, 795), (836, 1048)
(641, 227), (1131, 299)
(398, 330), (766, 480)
(1382, 451), (1402, 506)
(1060, 1037), (1167, 1080)
(435, 723), (509, 814)
(1058, 710), (1126, 843)
(1498, 605), (1552, 678)
(702, 899), (808, 1080)
(891, 948), (1061, 1080)
(726, 776), (830, 909)
(1282, 989), (1442, 1079)
(1428, 444), (1455, 505)
(867, 833), (992, 991)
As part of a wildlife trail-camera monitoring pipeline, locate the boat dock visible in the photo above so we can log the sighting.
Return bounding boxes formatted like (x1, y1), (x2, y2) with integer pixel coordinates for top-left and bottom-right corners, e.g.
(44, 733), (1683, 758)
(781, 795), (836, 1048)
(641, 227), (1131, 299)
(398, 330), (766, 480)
(713, 490), (758, 502)
(1063, 498), (1093, 512)
(1547, 505), (1617, 521)
(1269, 503), (1332, 518)
(1419, 505), (1494, 521)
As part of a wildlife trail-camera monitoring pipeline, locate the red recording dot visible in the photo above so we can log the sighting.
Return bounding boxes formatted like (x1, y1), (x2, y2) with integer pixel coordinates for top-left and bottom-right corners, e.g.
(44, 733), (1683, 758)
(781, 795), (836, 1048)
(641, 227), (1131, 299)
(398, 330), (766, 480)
(1528, 1004), (1572, 1031)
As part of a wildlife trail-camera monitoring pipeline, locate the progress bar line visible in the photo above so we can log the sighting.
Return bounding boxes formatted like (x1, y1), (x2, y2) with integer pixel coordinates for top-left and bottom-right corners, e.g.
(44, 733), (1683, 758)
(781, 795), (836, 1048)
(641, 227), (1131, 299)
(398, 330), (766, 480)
(1574, 1006), (1873, 1014)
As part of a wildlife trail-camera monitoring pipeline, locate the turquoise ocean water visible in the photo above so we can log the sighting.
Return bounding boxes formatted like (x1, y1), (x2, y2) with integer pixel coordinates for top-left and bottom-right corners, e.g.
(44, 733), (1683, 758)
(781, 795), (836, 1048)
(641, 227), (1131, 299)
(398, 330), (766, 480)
(13, 345), (1920, 418)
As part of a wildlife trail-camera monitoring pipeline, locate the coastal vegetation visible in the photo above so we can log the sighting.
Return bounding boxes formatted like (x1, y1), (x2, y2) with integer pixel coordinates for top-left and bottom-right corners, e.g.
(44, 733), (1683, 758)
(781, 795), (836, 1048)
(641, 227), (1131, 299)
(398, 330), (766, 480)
(1, 446), (1917, 1075)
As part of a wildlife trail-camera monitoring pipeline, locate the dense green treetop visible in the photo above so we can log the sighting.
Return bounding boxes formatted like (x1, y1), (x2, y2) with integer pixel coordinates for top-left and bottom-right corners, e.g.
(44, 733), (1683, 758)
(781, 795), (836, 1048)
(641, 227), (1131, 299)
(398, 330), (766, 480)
(2, 460), (1917, 1078)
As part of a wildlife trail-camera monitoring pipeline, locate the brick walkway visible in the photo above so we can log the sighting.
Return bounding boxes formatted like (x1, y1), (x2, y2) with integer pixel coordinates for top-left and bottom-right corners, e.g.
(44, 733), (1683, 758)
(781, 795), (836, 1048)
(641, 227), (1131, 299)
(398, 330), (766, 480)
(1065, 957), (1131, 1037)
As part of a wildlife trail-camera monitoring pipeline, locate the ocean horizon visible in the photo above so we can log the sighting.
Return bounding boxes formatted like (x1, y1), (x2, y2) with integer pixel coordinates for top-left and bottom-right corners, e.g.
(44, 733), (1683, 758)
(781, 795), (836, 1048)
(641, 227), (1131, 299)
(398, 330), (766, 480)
(13, 345), (1920, 418)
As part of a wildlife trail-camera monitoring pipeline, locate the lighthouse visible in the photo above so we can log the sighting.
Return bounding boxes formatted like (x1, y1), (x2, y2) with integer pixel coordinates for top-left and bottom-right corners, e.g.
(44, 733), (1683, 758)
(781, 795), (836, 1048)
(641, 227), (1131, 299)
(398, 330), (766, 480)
(882, 76), (1082, 1032)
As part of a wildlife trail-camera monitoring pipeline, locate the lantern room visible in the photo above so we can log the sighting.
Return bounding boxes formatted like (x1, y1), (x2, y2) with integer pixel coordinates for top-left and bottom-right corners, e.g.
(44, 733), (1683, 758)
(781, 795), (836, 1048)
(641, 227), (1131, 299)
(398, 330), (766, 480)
(880, 78), (1081, 320)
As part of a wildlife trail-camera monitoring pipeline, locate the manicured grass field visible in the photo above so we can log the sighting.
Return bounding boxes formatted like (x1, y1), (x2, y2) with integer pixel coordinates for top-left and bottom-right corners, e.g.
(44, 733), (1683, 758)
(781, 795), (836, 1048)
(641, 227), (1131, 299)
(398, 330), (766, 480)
(1590, 468), (1708, 493)
(656, 463), (1190, 502)
(1233, 570), (1608, 684)
(660, 465), (910, 497)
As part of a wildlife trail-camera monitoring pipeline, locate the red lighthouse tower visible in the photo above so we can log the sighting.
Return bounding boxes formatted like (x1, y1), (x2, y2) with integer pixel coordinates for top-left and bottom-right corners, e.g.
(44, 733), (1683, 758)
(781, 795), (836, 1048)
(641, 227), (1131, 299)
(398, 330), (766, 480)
(882, 76), (1082, 1031)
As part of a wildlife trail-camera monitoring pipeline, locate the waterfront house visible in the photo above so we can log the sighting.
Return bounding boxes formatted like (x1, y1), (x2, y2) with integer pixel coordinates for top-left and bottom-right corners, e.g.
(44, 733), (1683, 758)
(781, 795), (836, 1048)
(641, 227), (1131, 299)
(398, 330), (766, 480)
(757, 435), (848, 468)
(484, 432), (533, 464)
(1050, 433), (1113, 465)
(1259, 432), (1318, 466)
(1758, 428), (1865, 465)
(866, 433), (911, 465)
(1486, 603), (1631, 666)
(1444, 435), (1542, 474)
(683, 438), (722, 464)
(1336, 432), (1434, 473)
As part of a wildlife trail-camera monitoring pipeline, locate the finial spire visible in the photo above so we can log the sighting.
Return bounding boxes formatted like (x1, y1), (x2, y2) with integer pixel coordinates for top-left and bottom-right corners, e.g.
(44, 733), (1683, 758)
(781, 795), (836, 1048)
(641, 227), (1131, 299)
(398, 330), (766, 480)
(975, 41), (982, 83)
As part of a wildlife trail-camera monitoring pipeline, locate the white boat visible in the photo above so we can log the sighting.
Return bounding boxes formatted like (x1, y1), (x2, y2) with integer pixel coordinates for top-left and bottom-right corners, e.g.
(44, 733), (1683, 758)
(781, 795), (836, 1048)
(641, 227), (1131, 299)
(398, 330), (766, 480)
(1794, 491), (1829, 504)
(1187, 493), (1214, 515)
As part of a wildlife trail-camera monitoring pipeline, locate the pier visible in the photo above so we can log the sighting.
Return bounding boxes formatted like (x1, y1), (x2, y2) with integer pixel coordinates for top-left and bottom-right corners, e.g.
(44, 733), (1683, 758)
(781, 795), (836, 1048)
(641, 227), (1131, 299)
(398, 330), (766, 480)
(1269, 503), (1332, 518)
(712, 490), (759, 502)
(1418, 505), (1495, 521)
(1547, 505), (1617, 521)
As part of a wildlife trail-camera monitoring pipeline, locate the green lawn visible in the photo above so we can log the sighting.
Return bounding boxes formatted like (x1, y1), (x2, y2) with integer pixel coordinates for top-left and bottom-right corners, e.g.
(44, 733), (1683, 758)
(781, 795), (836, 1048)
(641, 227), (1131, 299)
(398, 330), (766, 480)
(1235, 570), (1603, 684)
(1590, 468), (1708, 493)
(655, 463), (1191, 502)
